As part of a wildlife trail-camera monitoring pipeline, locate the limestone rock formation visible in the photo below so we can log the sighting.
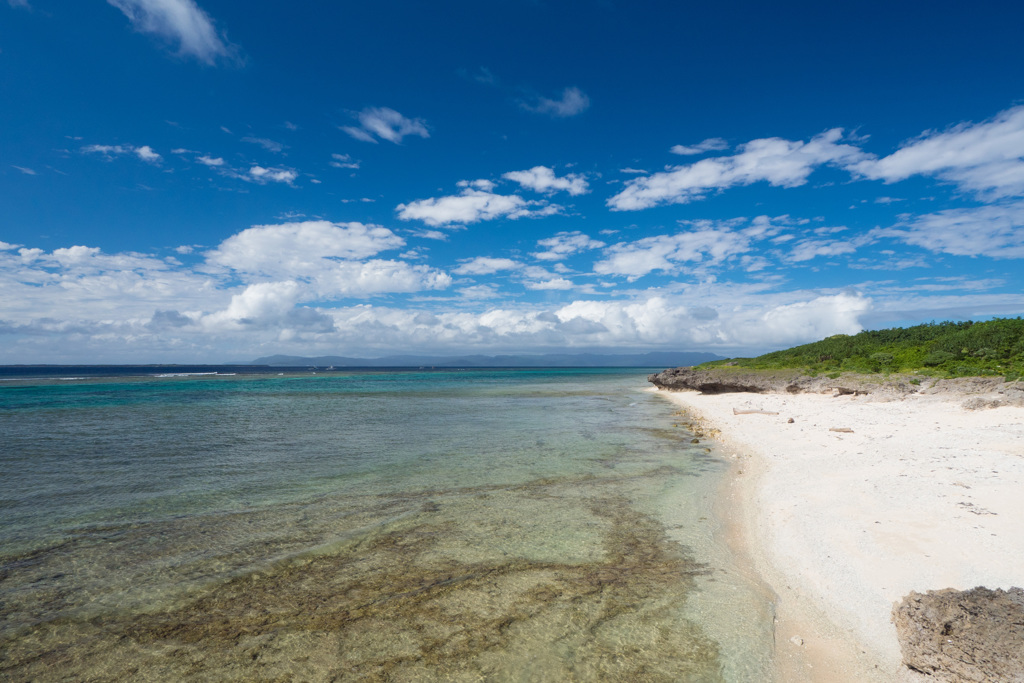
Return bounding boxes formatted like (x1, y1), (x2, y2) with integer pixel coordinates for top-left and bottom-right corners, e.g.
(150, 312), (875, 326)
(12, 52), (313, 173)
(892, 586), (1024, 682)
(646, 366), (920, 397)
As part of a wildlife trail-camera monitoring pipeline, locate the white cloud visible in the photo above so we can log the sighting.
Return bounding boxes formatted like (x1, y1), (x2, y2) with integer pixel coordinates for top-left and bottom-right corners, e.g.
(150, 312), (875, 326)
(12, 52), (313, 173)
(502, 166), (589, 195)
(457, 179), (496, 192)
(522, 86), (590, 118)
(134, 145), (162, 163)
(204, 221), (451, 300)
(532, 231), (605, 261)
(670, 137), (729, 155)
(594, 224), (755, 279)
(409, 229), (449, 241)
(608, 129), (867, 210)
(11, 165), (37, 175)
(342, 107), (429, 144)
(206, 221), (406, 276)
(8, 0), (31, 8)
(242, 137), (286, 153)
(784, 239), (860, 262)
(197, 155), (224, 166)
(330, 153), (360, 169)
(6, 237), (1024, 362)
(850, 105), (1024, 198)
(396, 188), (558, 226)
(521, 266), (574, 290)
(879, 202), (1024, 259)
(453, 257), (521, 275)
(201, 281), (303, 329)
(81, 143), (162, 163)
(107, 0), (237, 65)
(248, 166), (297, 184)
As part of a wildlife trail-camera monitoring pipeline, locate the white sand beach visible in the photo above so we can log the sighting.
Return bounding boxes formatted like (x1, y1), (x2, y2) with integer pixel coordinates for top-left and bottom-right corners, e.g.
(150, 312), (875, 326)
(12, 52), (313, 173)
(656, 387), (1024, 682)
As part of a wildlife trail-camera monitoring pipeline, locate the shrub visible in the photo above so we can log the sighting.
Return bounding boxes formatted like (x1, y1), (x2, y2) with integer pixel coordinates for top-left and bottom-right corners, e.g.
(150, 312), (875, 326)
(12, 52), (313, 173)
(923, 351), (956, 367)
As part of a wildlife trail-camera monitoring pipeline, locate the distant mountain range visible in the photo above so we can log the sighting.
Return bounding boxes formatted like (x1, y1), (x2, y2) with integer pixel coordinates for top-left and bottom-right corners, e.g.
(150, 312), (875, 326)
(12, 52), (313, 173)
(245, 351), (723, 368)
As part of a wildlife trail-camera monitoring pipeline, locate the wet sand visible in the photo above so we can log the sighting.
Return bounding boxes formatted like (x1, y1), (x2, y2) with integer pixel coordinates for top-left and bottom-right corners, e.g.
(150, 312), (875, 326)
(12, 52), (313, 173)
(655, 387), (1024, 682)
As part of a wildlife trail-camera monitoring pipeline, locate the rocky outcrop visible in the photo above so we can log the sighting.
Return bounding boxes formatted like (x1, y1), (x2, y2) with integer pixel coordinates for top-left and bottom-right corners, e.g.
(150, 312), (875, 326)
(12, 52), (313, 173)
(646, 367), (920, 397)
(892, 587), (1024, 682)
(648, 367), (1024, 406)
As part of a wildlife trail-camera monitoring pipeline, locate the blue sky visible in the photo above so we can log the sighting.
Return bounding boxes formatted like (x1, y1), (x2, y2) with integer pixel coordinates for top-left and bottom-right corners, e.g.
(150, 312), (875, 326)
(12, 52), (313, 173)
(3, 0), (1024, 363)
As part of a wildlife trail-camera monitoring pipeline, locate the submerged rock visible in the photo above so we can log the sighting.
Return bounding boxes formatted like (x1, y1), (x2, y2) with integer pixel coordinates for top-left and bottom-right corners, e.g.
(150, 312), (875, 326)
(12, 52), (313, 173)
(892, 586), (1024, 682)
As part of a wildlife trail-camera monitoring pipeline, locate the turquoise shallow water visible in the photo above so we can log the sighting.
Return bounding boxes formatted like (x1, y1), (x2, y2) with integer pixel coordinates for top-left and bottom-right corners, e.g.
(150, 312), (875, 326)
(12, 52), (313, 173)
(0, 368), (774, 681)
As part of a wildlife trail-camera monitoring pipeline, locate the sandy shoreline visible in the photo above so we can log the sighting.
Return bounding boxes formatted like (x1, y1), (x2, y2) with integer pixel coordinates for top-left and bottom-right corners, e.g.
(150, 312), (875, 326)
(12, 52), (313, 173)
(655, 387), (1024, 682)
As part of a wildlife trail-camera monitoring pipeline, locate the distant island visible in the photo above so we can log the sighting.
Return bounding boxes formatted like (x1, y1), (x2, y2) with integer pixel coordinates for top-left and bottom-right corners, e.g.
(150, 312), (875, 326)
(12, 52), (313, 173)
(245, 351), (723, 368)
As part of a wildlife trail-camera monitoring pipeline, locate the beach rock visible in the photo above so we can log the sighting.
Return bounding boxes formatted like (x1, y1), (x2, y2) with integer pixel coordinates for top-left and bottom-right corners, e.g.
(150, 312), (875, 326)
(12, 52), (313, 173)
(892, 586), (1024, 682)
(647, 367), (920, 397)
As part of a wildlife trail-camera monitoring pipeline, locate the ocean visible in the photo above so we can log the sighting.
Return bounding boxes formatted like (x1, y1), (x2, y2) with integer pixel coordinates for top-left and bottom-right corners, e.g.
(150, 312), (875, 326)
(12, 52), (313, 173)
(0, 367), (774, 681)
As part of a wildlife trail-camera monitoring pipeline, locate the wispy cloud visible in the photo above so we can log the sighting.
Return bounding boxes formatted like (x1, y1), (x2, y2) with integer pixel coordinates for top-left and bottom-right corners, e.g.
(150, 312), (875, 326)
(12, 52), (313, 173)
(81, 143), (162, 164)
(107, 0), (239, 65)
(341, 107), (429, 144)
(330, 153), (360, 170)
(879, 201), (1024, 259)
(532, 231), (605, 261)
(11, 165), (37, 175)
(241, 136), (286, 153)
(850, 105), (1024, 199)
(521, 86), (590, 118)
(608, 129), (867, 210)
(453, 257), (521, 275)
(670, 137), (729, 155)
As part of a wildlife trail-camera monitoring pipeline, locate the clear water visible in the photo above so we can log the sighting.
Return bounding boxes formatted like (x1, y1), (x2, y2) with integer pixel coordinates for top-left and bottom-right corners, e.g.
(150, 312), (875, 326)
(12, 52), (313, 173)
(0, 368), (774, 681)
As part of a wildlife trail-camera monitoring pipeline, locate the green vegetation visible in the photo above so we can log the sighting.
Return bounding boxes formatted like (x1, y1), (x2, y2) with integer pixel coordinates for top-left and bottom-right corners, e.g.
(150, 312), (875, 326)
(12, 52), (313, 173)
(701, 318), (1024, 380)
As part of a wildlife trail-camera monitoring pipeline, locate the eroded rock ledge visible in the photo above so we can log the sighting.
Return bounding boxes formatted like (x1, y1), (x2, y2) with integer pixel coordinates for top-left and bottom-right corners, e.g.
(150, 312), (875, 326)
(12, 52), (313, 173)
(892, 587), (1024, 682)
(648, 367), (1024, 406)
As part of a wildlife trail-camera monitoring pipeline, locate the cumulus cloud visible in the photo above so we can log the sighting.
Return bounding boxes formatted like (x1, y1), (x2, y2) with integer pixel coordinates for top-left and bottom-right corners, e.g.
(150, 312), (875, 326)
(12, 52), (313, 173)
(850, 105), (1024, 198)
(342, 107), (429, 144)
(670, 137), (729, 155)
(134, 145), (162, 163)
(608, 129), (867, 210)
(453, 257), (521, 275)
(522, 86), (590, 118)
(396, 188), (559, 226)
(197, 155), (224, 166)
(6, 235), (1022, 363)
(502, 166), (589, 195)
(532, 231), (605, 261)
(206, 221), (406, 275)
(204, 220), (450, 300)
(107, 0), (238, 65)
(248, 166), (297, 184)
(879, 202), (1024, 259)
(594, 223), (757, 279)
